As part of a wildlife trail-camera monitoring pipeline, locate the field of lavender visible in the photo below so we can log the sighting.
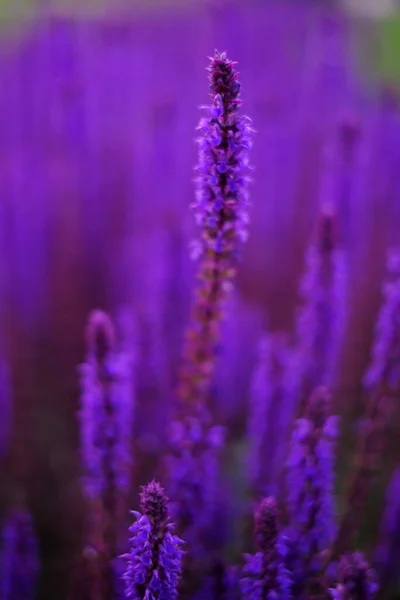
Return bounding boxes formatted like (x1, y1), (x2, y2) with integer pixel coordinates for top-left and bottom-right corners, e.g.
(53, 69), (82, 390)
(1, 2), (400, 600)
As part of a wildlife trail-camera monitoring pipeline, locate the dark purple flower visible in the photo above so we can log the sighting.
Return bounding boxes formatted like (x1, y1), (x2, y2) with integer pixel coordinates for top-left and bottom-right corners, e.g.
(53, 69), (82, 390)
(78, 309), (136, 597)
(329, 553), (378, 600)
(363, 247), (400, 393)
(294, 204), (347, 416)
(166, 411), (225, 557)
(178, 50), (254, 408)
(121, 481), (185, 600)
(246, 333), (293, 497)
(286, 387), (338, 593)
(240, 497), (291, 600)
(0, 509), (39, 600)
(374, 466), (400, 593)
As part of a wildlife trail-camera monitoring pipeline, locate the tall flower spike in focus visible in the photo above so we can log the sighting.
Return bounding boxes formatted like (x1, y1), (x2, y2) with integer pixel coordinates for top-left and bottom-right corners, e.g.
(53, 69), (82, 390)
(178, 49), (254, 408)
(121, 481), (184, 600)
(329, 553), (378, 600)
(240, 497), (291, 600)
(165, 50), (252, 590)
(285, 387), (338, 596)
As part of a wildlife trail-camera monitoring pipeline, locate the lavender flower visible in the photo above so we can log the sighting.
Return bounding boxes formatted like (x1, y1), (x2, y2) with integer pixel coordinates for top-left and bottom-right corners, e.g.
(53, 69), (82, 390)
(0, 509), (39, 600)
(166, 412), (225, 555)
(334, 392), (394, 558)
(285, 387), (338, 593)
(165, 50), (252, 586)
(240, 497), (291, 600)
(78, 309), (136, 597)
(329, 553), (378, 600)
(121, 481), (184, 600)
(294, 201), (347, 416)
(335, 251), (400, 555)
(246, 333), (291, 497)
(363, 247), (400, 394)
(79, 309), (136, 502)
(178, 49), (254, 408)
(374, 466), (400, 594)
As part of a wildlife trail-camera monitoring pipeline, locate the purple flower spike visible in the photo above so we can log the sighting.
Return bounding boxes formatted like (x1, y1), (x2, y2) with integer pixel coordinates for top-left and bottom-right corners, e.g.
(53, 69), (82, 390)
(329, 553), (378, 600)
(374, 466), (400, 594)
(0, 509), (39, 600)
(286, 387), (338, 594)
(294, 204), (347, 416)
(121, 481), (185, 600)
(363, 247), (400, 394)
(178, 50), (254, 408)
(193, 50), (253, 259)
(240, 497), (291, 600)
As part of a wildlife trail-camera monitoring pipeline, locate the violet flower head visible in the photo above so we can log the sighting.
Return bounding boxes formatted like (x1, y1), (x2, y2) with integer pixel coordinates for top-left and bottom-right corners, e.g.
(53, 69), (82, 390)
(178, 50), (254, 408)
(166, 413), (225, 554)
(329, 553), (378, 600)
(192, 49), (253, 262)
(78, 309), (136, 500)
(121, 481), (185, 600)
(363, 247), (400, 394)
(286, 387), (338, 591)
(240, 497), (291, 600)
(246, 333), (291, 497)
(295, 202), (347, 416)
(0, 509), (39, 600)
(246, 336), (274, 491)
(373, 466), (400, 592)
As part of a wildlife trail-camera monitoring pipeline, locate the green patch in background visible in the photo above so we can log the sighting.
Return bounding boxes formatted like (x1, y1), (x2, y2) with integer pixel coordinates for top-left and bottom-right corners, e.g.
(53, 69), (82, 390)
(374, 14), (400, 89)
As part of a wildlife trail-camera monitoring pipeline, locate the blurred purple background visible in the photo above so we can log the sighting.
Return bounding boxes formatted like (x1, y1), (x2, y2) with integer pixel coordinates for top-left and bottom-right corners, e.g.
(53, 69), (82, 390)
(1, 1), (400, 598)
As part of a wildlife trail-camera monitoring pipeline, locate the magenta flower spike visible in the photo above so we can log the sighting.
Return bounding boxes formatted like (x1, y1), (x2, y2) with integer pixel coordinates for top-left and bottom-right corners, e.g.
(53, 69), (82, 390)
(177, 49), (254, 409)
(78, 309), (136, 598)
(329, 553), (378, 600)
(240, 497), (291, 600)
(121, 481), (185, 600)
(286, 387), (339, 594)
(294, 203), (347, 416)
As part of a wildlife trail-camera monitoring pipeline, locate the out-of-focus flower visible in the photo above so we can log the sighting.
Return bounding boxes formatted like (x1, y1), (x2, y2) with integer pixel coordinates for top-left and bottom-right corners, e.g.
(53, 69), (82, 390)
(363, 247), (400, 394)
(121, 481), (184, 600)
(78, 308), (136, 502)
(295, 204), (347, 416)
(246, 333), (292, 497)
(240, 497), (291, 600)
(166, 411), (225, 554)
(78, 309), (136, 597)
(286, 387), (338, 594)
(329, 553), (378, 600)
(0, 509), (39, 600)
(335, 250), (400, 554)
(374, 466), (400, 594)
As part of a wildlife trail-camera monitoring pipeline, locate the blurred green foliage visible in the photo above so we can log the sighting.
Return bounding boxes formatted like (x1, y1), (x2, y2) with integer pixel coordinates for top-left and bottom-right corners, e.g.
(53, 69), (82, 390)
(374, 14), (400, 88)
